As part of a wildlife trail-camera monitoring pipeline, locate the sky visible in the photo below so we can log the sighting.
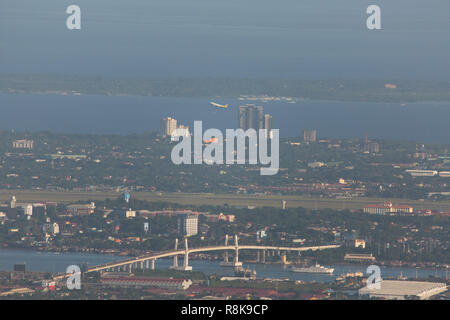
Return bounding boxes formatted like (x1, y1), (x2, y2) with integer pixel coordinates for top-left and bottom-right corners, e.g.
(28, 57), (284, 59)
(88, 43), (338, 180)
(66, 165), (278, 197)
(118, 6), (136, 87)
(1, 0), (450, 79)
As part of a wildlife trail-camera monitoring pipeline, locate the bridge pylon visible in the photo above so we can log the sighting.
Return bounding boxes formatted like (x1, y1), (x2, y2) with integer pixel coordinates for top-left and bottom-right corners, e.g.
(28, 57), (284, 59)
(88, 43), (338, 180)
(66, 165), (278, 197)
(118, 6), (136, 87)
(232, 234), (243, 267)
(220, 234), (234, 267)
(173, 237), (192, 271)
(171, 238), (179, 269)
(281, 252), (288, 265)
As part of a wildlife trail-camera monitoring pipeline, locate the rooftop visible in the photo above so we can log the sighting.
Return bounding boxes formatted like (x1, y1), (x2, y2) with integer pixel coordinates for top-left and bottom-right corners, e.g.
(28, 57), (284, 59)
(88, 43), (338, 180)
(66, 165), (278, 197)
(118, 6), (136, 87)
(359, 280), (447, 300)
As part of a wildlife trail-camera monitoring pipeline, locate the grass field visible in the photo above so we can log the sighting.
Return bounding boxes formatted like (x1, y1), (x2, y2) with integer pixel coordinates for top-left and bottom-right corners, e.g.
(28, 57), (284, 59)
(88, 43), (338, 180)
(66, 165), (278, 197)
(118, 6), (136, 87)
(1, 190), (450, 212)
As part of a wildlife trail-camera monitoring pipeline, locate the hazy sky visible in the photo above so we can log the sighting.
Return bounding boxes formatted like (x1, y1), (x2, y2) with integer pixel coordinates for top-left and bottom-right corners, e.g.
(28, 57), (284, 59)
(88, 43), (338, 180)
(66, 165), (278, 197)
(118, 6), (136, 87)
(1, 0), (450, 79)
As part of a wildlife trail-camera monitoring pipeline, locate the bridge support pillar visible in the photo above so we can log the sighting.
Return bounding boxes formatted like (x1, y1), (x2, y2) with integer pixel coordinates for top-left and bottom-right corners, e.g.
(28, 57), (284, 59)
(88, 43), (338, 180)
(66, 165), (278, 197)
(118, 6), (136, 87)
(151, 259), (155, 270)
(262, 250), (266, 263)
(140, 261), (144, 270)
(232, 235), (243, 267)
(172, 239), (179, 269)
(219, 235), (234, 267)
(281, 252), (287, 265)
(173, 238), (192, 271)
(224, 235), (229, 264)
(182, 238), (193, 271)
(177, 238), (192, 271)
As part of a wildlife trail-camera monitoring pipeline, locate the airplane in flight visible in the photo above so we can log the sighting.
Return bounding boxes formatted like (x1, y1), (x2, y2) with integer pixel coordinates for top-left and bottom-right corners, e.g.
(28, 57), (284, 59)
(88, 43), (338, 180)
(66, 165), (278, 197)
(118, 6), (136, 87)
(210, 102), (229, 109)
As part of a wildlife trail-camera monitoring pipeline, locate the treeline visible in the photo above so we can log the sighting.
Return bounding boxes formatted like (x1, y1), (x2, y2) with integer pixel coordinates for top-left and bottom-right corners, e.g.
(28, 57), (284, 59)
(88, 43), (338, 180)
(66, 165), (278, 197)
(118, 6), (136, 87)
(2, 74), (450, 102)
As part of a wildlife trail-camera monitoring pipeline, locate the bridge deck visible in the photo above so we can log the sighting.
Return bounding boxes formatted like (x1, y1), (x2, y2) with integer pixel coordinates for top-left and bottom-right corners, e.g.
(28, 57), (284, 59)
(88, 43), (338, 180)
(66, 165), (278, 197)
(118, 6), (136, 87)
(53, 244), (341, 279)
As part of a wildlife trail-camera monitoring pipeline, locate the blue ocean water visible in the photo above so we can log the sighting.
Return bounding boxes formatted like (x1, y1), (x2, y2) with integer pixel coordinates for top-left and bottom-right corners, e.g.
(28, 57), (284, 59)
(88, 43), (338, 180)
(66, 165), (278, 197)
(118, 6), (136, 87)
(0, 93), (449, 143)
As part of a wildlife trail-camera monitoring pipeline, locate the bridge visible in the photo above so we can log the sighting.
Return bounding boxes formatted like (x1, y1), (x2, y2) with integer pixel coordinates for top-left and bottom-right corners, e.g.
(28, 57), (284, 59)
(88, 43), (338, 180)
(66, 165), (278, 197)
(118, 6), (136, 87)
(54, 235), (341, 280)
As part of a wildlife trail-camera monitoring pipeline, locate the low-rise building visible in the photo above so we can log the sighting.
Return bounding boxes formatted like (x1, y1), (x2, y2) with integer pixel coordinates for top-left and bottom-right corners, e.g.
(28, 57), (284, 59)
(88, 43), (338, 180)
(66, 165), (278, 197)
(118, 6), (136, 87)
(344, 253), (376, 262)
(42, 222), (60, 235)
(346, 239), (366, 248)
(359, 280), (447, 300)
(125, 209), (136, 219)
(101, 277), (192, 290)
(363, 202), (413, 215)
(307, 161), (326, 168)
(203, 213), (235, 222)
(16, 204), (33, 217)
(405, 170), (438, 177)
(12, 139), (34, 149)
(67, 202), (96, 216)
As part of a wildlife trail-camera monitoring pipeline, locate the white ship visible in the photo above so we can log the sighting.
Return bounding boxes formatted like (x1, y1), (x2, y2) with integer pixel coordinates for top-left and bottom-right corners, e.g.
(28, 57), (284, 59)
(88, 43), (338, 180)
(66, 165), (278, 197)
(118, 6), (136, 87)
(290, 264), (334, 274)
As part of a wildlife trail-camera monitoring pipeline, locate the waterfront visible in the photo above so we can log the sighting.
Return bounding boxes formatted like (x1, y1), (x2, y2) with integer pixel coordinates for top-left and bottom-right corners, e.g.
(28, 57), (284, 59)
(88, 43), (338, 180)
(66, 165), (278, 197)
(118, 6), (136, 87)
(0, 249), (447, 283)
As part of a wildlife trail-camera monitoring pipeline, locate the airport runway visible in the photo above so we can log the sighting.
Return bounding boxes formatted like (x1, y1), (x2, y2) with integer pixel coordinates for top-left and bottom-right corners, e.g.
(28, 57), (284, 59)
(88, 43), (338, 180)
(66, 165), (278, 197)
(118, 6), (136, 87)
(1, 190), (450, 211)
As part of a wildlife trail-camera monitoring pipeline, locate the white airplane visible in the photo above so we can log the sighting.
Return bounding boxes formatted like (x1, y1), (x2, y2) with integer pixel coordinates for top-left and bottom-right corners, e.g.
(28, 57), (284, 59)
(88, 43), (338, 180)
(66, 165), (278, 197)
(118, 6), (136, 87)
(210, 102), (229, 109)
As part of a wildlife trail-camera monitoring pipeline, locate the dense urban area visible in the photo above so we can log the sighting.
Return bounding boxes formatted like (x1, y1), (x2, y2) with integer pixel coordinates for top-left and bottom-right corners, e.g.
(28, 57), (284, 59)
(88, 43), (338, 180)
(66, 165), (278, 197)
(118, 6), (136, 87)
(0, 124), (449, 300)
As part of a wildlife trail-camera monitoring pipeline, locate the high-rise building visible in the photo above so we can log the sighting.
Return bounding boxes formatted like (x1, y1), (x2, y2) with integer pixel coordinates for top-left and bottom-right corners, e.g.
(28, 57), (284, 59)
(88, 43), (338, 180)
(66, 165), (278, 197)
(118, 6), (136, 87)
(42, 222), (60, 235)
(369, 142), (380, 153)
(303, 130), (317, 143)
(238, 105), (265, 130)
(170, 125), (190, 141)
(238, 105), (274, 138)
(264, 114), (273, 138)
(238, 107), (247, 130)
(177, 213), (198, 237)
(361, 135), (380, 153)
(10, 196), (16, 208)
(161, 117), (178, 137)
(257, 106), (264, 130)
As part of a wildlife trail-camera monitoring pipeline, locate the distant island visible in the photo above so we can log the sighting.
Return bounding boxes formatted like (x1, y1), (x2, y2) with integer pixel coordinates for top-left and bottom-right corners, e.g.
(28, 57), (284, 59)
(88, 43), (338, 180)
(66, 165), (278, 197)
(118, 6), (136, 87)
(1, 74), (450, 103)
